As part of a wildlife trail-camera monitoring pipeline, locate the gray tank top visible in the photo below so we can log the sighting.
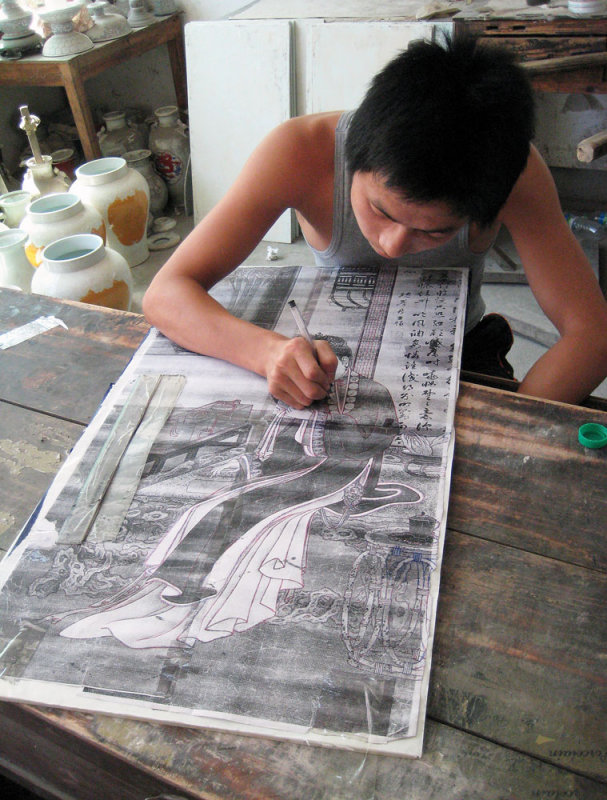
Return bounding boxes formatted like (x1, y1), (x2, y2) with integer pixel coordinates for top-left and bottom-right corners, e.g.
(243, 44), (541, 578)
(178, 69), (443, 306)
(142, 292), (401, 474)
(306, 111), (488, 332)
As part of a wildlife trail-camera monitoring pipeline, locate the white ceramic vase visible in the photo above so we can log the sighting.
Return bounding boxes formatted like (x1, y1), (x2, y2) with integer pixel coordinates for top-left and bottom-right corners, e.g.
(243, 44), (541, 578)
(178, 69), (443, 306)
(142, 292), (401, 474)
(71, 156), (149, 266)
(0, 228), (35, 291)
(20, 192), (106, 268)
(32, 233), (132, 310)
(0, 189), (32, 227)
(124, 148), (167, 219)
(22, 155), (71, 199)
(98, 110), (146, 157)
(148, 105), (189, 209)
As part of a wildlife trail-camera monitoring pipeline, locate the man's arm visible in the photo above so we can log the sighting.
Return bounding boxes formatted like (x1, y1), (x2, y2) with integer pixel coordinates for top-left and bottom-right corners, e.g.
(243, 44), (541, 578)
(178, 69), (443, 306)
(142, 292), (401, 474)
(500, 145), (607, 404)
(142, 116), (338, 409)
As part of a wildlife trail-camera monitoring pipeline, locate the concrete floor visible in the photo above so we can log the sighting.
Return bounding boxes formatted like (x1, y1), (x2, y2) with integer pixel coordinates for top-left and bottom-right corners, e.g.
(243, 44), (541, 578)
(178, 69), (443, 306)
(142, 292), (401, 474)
(131, 214), (607, 400)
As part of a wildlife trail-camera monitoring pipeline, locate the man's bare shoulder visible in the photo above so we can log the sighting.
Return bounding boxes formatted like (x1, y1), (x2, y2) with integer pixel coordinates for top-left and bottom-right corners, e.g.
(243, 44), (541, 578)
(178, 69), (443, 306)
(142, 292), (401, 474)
(272, 112), (342, 171)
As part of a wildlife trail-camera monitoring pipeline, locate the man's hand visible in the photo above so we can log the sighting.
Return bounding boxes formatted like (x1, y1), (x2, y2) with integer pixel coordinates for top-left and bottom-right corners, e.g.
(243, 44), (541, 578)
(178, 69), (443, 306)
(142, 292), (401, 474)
(264, 337), (337, 409)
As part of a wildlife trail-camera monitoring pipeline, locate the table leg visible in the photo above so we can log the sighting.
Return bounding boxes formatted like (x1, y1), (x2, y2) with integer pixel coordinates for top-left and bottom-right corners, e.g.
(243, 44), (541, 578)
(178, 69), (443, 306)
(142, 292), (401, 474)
(59, 62), (101, 162)
(167, 29), (188, 111)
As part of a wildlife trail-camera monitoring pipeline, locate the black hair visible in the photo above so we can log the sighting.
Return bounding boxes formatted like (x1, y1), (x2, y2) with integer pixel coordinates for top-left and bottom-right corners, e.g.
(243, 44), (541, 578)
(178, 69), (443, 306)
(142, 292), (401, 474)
(345, 34), (535, 227)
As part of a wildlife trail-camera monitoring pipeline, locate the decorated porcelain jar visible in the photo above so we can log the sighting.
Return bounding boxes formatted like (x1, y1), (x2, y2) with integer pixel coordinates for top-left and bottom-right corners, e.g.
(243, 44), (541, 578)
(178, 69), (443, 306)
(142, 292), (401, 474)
(148, 105), (189, 209)
(71, 156), (149, 266)
(21, 155), (71, 199)
(32, 233), (132, 310)
(20, 192), (106, 268)
(0, 228), (35, 291)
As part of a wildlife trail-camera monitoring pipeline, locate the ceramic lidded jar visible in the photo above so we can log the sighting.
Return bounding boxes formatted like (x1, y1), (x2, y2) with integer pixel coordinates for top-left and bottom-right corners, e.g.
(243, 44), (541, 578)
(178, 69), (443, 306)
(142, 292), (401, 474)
(0, 229), (35, 291)
(124, 148), (167, 219)
(22, 154), (71, 199)
(20, 192), (106, 268)
(71, 156), (149, 266)
(98, 110), (146, 157)
(32, 233), (132, 310)
(148, 105), (189, 209)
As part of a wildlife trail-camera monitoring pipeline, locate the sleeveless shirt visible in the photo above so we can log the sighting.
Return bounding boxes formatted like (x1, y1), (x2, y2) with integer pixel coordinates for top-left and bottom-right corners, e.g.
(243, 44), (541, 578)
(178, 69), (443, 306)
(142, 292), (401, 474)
(305, 111), (488, 332)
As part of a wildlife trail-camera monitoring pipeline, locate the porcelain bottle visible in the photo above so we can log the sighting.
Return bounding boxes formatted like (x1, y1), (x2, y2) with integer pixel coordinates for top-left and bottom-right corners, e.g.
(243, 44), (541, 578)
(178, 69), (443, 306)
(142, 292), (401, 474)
(0, 229), (35, 291)
(124, 148), (167, 220)
(21, 155), (71, 199)
(71, 156), (149, 266)
(148, 105), (189, 209)
(20, 192), (106, 268)
(32, 233), (132, 310)
(98, 110), (146, 157)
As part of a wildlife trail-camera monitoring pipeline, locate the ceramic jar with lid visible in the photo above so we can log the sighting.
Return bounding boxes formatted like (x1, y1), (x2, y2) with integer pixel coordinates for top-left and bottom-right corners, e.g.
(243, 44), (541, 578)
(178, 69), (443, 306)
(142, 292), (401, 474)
(20, 192), (106, 268)
(124, 148), (167, 220)
(98, 110), (146, 157)
(148, 105), (189, 209)
(0, 228), (35, 291)
(71, 156), (149, 266)
(21, 155), (71, 199)
(31, 233), (132, 310)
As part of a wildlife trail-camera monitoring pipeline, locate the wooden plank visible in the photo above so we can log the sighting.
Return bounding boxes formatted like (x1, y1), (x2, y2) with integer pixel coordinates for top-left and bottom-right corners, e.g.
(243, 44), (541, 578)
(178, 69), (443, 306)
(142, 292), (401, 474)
(430, 530), (607, 782)
(10, 702), (606, 800)
(0, 289), (149, 424)
(0, 403), (83, 557)
(449, 383), (607, 571)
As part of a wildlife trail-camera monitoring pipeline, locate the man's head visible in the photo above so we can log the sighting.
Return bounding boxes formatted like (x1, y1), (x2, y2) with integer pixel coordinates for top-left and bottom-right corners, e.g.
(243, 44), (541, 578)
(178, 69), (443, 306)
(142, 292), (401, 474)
(346, 35), (535, 227)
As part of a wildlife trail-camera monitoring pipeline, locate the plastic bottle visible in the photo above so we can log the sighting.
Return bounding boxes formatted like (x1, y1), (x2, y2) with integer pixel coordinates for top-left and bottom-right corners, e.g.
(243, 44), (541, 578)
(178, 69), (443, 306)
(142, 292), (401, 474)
(565, 213), (606, 242)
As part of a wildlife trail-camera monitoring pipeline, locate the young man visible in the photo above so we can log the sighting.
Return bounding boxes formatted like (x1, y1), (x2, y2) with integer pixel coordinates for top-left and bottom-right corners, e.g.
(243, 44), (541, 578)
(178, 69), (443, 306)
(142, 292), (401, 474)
(143, 35), (607, 408)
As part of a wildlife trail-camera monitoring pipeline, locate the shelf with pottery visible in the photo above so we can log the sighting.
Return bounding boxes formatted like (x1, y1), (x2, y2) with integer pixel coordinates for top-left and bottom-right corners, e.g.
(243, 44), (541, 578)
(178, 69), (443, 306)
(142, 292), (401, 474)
(0, 5), (187, 161)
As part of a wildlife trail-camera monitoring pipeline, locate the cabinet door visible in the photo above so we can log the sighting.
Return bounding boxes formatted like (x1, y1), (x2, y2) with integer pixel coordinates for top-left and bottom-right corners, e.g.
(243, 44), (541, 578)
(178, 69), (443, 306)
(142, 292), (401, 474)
(185, 20), (296, 242)
(300, 20), (438, 114)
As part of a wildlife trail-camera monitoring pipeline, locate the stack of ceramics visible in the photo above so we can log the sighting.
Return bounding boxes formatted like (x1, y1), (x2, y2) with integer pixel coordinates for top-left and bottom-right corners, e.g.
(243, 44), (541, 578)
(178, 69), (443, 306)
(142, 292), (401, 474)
(20, 192), (106, 268)
(0, 0), (42, 58)
(38, 2), (93, 57)
(127, 0), (155, 28)
(71, 156), (150, 266)
(87, 1), (131, 42)
(31, 233), (132, 310)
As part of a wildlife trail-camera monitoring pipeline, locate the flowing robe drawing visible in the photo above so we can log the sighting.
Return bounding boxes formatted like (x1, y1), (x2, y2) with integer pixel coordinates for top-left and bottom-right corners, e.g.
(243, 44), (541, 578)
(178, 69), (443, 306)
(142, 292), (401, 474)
(59, 370), (421, 649)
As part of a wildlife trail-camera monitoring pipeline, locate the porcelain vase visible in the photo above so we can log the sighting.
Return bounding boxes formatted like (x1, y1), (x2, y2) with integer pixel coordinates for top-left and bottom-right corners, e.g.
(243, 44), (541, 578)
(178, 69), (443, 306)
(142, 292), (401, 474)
(20, 191), (106, 268)
(98, 110), (146, 157)
(32, 233), (132, 310)
(22, 155), (71, 199)
(71, 156), (149, 266)
(148, 105), (189, 209)
(124, 148), (167, 220)
(0, 228), (35, 291)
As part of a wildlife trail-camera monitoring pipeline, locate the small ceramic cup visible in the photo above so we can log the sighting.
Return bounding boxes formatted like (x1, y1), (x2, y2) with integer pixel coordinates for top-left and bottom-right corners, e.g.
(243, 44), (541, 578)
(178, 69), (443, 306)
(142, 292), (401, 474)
(0, 190), (32, 227)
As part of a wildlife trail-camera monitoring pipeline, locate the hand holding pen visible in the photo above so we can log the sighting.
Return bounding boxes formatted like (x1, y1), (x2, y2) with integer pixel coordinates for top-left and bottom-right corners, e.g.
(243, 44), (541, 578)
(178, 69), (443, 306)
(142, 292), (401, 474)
(262, 300), (337, 409)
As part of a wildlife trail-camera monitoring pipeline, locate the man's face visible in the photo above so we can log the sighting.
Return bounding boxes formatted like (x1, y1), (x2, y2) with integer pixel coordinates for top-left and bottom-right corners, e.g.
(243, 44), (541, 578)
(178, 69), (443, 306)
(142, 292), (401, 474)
(351, 171), (467, 258)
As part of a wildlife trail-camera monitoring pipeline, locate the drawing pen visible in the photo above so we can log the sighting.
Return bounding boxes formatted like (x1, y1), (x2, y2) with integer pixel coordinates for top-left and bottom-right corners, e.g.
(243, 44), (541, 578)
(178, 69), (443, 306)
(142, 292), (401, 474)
(288, 299), (318, 359)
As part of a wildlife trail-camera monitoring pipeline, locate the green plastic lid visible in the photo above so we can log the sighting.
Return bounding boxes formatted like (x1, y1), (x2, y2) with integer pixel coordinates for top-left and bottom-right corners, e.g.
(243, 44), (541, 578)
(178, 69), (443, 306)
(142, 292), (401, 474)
(578, 423), (607, 449)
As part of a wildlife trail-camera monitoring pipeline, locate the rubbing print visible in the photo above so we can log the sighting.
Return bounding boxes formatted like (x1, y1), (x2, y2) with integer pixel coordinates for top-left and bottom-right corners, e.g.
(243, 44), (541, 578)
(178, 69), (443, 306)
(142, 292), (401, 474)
(0, 265), (466, 757)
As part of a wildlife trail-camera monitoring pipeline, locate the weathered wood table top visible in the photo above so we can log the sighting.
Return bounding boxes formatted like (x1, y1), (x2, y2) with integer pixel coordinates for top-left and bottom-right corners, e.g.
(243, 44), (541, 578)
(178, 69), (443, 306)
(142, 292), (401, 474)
(0, 287), (605, 799)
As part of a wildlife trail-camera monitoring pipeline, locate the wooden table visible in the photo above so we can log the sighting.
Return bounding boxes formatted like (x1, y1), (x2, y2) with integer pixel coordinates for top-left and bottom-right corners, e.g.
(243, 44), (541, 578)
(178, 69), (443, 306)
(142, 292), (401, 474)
(0, 287), (606, 799)
(0, 14), (187, 162)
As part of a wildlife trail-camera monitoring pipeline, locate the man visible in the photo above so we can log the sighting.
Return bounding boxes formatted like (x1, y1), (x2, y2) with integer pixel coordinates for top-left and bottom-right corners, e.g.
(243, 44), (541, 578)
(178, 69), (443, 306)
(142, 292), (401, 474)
(143, 35), (607, 407)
